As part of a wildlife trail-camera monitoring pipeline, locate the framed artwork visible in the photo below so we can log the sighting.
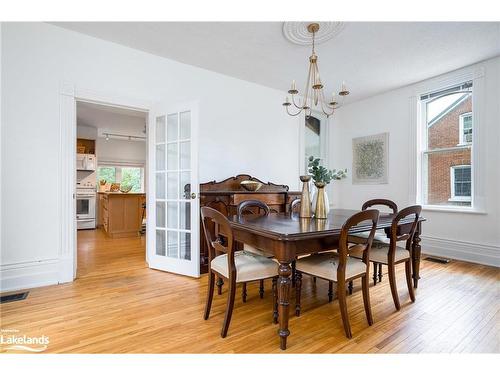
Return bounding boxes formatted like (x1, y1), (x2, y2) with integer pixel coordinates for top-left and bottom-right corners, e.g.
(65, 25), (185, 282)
(352, 132), (389, 184)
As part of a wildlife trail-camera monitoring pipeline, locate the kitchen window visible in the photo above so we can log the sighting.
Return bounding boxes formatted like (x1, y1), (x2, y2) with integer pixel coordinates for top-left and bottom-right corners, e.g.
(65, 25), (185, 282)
(98, 165), (145, 192)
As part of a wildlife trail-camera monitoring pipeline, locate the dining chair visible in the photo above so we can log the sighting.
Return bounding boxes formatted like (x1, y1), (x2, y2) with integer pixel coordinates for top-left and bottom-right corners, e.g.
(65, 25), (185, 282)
(289, 197), (301, 213)
(295, 209), (379, 339)
(201, 206), (279, 338)
(237, 200), (276, 301)
(349, 205), (421, 311)
(349, 199), (398, 286)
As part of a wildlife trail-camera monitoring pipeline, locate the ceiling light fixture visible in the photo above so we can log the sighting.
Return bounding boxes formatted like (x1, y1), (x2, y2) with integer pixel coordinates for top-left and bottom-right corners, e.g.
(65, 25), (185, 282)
(283, 23), (349, 118)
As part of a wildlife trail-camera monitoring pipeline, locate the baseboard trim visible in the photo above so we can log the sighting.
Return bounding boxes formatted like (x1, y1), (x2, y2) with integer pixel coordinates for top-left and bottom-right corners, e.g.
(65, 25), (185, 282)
(421, 235), (500, 267)
(0, 259), (60, 293)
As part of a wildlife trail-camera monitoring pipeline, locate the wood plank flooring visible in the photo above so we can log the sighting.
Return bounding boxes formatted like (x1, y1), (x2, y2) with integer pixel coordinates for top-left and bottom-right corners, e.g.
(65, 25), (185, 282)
(1, 229), (498, 353)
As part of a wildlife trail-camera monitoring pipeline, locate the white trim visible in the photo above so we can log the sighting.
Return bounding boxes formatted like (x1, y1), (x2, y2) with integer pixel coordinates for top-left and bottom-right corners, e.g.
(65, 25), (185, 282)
(58, 84), (152, 287)
(422, 205), (486, 214)
(411, 65), (485, 212)
(0, 260), (60, 293)
(422, 235), (500, 267)
(458, 112), (473, 145)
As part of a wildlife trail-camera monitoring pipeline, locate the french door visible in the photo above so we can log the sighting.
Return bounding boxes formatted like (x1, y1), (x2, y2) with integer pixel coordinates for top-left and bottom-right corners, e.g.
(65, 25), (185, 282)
(147, 101), (200, 277)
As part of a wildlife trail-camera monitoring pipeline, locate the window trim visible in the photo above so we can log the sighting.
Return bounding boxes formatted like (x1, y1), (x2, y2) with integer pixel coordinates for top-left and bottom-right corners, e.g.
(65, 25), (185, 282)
(97, 163), (145, 193)
(409, 65), (485, 214)
(449, 165), (472, 202)
(458, 112), (473, 145)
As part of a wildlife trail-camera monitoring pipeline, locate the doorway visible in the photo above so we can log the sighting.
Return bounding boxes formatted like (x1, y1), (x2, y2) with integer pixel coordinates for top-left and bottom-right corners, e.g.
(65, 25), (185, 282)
(75, 100), (149, 278)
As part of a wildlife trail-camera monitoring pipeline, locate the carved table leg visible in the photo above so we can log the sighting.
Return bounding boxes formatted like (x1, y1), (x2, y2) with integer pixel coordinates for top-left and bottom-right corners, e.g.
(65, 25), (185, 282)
(378, 263), (383, 282)
(347, 280), (353, 295)
(295, 271), (302, 316)
(412, 222), (422, 288)
(216, 277), (224, 295)
(242, 282), (247, 303)
(373, 262), (378, 285)
(272, 277), (279, 324)
(278, 261), (292, 350)
(259, 280), (264, 299)
(291, 260), (296, 287)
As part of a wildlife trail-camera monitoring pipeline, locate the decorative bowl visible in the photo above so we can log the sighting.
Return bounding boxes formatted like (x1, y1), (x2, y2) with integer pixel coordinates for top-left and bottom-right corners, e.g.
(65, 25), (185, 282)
(120, 185), (132, 193)
(240, 180), (263, 191)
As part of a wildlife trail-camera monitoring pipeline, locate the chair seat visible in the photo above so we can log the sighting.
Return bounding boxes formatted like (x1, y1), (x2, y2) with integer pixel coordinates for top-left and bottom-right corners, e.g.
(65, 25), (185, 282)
(350, 244), (410, 264)
(296, 253), (366, 282)
(350, 230), (390, 244)
(243, 243), (273, 258)
(211, 251), (278, 283)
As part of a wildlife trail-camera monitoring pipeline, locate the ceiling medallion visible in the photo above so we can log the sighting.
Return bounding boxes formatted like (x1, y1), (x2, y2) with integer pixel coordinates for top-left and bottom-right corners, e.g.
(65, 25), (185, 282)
(282, 21), (345, 46)
(282, 23), (349, 118)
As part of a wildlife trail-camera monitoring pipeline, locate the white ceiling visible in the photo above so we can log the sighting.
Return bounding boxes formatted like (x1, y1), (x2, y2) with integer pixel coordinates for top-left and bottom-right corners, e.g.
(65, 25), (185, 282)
(77, 101), (147, 137)
(55, 22), (500, 103)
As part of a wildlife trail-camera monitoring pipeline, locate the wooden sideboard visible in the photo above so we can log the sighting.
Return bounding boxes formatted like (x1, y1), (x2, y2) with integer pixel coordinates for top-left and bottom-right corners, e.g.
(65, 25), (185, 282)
(199, 174), (300, 273)
(98, 192), (146, 238)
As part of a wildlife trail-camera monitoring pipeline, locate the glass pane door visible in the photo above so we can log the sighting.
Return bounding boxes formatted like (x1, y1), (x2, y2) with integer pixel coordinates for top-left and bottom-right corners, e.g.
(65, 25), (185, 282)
(148, 102), (199, 277)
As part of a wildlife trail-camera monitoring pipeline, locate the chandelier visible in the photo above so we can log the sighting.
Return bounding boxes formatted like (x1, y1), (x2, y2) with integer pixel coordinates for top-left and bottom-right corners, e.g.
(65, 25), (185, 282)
(283, 23), (349, 117)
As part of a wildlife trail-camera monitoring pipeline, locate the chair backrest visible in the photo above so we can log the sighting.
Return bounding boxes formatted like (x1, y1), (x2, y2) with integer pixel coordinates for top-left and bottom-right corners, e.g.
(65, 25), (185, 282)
(289, 198), (301, 213)
(339, 210), (379, 277)
(387, 205), (422, 256)
(200, 207), (235, 274)
(362, 199), (398, 214)
(237, 199), (271, 218)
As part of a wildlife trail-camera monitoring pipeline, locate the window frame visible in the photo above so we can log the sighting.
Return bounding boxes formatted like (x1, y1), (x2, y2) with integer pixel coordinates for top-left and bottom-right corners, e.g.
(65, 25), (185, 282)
(98, 164), (145, 193)
(449, 165), (472, 202)
(458, 112), (473, 145)
(417, 80), (475, 210)
(410, 66), (486, 214)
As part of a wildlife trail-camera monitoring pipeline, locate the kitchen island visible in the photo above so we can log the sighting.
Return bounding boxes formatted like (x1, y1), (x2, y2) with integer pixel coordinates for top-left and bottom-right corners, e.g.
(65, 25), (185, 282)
(98, 192), (146, 238)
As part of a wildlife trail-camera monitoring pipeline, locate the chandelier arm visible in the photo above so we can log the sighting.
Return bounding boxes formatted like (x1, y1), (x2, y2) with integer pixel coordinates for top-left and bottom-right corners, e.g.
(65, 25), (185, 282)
(302, 58), (314, 109)
(319, 90), (335, 117)
(285, 105), (303, 116)
(290, 93), (302, 109)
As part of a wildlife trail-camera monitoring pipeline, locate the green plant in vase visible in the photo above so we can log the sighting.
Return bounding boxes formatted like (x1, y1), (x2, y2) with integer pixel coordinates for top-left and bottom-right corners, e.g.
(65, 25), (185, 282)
(308, 156), (347, 219)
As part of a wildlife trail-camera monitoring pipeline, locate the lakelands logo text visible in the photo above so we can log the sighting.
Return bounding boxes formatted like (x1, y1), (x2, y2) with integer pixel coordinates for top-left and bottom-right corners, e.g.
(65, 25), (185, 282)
(0, 329), (49, 352)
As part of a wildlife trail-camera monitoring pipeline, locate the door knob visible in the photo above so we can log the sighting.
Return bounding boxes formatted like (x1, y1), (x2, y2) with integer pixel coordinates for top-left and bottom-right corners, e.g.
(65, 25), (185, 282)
(191, 192), (197, 199)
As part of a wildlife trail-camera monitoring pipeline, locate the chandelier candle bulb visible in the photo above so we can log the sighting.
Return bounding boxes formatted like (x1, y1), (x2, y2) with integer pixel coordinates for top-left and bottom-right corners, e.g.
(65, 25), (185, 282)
(292, 80), (296, 90)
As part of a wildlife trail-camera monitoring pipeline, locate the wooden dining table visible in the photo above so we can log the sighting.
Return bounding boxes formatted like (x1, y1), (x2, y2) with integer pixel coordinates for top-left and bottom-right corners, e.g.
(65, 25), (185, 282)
(227, 208), (425, 350)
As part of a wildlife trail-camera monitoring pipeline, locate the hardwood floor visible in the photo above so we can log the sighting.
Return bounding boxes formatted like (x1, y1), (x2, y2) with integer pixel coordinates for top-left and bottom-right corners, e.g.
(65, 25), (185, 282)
(1, 228), (498, 353)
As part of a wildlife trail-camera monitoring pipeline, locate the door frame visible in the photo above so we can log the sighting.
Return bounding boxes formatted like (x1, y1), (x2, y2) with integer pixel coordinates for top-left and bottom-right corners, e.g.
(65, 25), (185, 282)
(59, 83), (152, 283)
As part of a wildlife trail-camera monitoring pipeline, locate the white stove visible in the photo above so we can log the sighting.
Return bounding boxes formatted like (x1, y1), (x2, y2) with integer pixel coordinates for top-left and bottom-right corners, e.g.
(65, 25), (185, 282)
(76, 183), (96, 230)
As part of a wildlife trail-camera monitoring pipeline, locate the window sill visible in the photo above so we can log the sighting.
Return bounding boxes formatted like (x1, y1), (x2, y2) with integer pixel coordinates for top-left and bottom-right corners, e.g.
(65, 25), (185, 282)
(448, 197), (472, 203)
(422, 205), (487, 215)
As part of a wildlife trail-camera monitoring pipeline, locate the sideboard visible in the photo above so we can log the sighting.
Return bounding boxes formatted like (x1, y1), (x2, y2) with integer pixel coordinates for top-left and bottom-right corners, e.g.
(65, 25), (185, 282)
(199, 174), (300, 273)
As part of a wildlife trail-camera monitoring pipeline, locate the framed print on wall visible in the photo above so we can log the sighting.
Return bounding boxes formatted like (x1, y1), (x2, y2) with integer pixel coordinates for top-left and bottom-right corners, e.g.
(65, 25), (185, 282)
(352, 132), (389, 184)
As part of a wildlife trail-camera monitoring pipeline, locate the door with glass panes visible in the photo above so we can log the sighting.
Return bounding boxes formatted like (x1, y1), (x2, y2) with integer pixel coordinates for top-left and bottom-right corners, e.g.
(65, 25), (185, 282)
(148, 102), (199, 277)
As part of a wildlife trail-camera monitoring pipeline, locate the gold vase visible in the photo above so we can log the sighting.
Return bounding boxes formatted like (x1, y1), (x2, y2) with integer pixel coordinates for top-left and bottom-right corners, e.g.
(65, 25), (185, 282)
(314, 182), (328, 219)
(299, 175), (312, 218)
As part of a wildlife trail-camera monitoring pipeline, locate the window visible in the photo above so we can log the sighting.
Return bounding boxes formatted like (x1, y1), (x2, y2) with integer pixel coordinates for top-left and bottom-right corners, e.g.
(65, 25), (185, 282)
(459, 112), (473, 144)
(419, 81), (473, 208)
(450, 165), (471, 202)
(97, 165), (144, 192)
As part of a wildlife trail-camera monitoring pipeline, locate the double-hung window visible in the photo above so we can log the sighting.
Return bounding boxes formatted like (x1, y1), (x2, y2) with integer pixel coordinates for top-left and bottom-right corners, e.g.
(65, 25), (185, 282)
(419, 81), (473, 208)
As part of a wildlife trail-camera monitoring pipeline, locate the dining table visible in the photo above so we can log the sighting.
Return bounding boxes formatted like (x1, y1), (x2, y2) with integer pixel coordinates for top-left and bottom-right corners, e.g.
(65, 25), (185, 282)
(227, 208), (425, 350)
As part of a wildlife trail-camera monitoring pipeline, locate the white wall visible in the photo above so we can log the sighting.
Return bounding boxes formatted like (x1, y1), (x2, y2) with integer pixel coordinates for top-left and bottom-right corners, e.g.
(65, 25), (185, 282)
(0, 23), (300, 291)
(330, 57), (500, 266)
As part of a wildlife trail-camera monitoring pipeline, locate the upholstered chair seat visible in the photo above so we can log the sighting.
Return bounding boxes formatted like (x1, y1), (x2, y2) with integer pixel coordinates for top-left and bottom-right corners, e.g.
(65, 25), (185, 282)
(350, 244), (409, 264)
(296, 253), (366, 282)
(211, 251), (278, 283)
(243, 243), (274, 257)
(350, 230), (390, 244)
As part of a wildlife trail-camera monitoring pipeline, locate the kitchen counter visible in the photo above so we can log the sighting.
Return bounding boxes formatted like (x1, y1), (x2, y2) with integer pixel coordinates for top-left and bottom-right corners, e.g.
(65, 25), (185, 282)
(98, 192), (146, 238)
